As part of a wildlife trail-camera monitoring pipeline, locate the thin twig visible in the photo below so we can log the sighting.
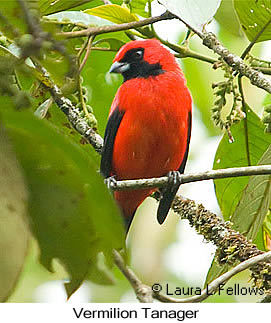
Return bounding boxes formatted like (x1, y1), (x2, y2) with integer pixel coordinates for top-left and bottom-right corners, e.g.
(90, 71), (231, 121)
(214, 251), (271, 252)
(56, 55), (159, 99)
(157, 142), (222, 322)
(167, 10), (271, 94)
(155, 35), (216, 64)
(114, 247), (271, 303)
(76, 36), (95, 117)
(79, 35), (95, 74)
(77, 37), (90, 61)
(57, 8), (271, 90)
(154, 252), (271, 303)
(201, 32), (271, 94)
(58, 12), (175, 38)
(113, 250), (153, 303)
(52, 12), (213, 66)
(238, 76), (251, 166)
(147, 0), (152, 18)
(109, 165), (271, 191)
(32, 61), (103, 153)
(253, 66), (271, 75)
(77, 75), (89, 117)
(169, 195), (271, 291)
(90, 47), (117, 52)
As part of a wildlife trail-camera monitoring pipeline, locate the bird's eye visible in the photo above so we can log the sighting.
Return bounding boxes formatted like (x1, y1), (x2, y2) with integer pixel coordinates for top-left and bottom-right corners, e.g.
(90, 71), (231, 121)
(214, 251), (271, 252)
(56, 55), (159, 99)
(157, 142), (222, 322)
(134, 50), (143, 60)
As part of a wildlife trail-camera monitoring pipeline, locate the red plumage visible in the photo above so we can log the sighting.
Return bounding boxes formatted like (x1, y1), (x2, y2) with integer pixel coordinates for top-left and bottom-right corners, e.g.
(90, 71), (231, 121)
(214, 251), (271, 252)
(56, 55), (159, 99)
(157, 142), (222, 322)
(101, 39), (192, 229)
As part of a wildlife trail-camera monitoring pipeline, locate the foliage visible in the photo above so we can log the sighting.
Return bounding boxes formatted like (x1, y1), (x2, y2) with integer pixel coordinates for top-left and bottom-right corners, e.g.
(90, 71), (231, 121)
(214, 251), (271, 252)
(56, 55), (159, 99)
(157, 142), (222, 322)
(160, 0), (221, 33)
(0, 0), (270, 303)
(234, 0), (271, 43)
(85, 4), (139, 23)
(0, 127), (29, 302)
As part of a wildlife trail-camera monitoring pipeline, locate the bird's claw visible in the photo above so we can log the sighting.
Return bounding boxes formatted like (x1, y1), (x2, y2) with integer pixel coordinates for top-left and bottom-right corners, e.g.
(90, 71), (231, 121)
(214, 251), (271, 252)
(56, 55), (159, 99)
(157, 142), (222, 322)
(104, 175), (117, 190)
(167, 171), (182, 192)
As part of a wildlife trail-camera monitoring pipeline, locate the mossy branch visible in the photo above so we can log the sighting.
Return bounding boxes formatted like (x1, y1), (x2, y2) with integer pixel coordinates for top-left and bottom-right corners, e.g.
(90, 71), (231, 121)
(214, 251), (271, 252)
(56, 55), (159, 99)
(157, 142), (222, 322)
(170, 195), (271, 291)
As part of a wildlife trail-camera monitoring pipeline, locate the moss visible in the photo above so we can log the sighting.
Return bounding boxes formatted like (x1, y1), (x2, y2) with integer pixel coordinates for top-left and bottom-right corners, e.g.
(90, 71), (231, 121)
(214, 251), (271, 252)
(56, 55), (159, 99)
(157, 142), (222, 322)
(172, 195), (271, 292)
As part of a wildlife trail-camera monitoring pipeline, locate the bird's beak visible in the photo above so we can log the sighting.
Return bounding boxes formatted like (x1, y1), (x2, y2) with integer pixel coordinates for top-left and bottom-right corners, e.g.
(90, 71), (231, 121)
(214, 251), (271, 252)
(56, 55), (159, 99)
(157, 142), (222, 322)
(109, 61), (130, 74)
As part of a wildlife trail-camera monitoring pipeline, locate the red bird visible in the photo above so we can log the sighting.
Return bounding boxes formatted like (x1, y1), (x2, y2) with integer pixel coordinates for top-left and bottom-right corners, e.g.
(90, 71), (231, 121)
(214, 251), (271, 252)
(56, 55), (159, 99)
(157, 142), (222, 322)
(100, 39), (192, 230)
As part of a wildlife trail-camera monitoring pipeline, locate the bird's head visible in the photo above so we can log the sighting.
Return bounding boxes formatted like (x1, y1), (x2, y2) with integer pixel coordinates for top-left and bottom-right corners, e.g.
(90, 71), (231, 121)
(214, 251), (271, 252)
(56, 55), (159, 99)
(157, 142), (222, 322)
(109, 39), (179, 82)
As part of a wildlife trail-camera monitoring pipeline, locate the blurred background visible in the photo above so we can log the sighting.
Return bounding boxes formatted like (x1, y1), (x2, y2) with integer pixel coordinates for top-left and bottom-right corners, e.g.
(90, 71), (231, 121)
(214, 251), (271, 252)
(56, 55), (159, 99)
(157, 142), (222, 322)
(7, 0), (270, 303)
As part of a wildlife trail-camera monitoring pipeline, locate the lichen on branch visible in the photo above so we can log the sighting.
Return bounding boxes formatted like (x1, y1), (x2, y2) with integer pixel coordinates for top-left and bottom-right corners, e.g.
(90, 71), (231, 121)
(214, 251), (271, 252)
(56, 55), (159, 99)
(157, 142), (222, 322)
(170, 195), (271, 291)
(202, 32), (271, 94)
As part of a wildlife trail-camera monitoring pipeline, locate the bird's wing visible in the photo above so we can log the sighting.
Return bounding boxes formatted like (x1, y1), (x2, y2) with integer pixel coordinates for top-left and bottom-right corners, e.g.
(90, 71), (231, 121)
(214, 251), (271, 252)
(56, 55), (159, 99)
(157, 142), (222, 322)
(100, 106), (124, 178)
(157, 110), (192, 224)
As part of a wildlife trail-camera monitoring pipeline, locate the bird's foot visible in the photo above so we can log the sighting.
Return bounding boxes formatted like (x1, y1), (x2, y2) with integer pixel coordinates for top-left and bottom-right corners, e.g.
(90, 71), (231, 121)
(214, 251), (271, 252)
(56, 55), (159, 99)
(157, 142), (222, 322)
(104, 175), (117, 190)
(167, 170), (182, 192)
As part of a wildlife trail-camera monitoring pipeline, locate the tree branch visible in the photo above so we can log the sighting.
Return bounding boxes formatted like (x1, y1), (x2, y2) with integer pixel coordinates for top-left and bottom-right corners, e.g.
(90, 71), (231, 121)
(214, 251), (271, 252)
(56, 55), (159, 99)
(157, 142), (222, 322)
(108, 165), (271, 191)
(168, 195), (271, 291)
(58, 12), (175, 39)
(34, 68), (271, 199)
(201, 32), (271, 94)
(167, 13), (271, 94)
(253, 66), (271, 75)
(78, 35), (95, 74)
(154, 251), (271, 303)
(113, 250), (153, 303)
(56, 7), (271, 90)
(32, 62), (104, 154)
(114, 247), (271, 303)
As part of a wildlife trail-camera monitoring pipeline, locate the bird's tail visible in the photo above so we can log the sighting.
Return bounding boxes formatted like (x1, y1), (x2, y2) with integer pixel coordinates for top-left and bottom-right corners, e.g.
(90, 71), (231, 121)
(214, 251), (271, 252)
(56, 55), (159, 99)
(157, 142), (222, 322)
(157, 184), (180, 224)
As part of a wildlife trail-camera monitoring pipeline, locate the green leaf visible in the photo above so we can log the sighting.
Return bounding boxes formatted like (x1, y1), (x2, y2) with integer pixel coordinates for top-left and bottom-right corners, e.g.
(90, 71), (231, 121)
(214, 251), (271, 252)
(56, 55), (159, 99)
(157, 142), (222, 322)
(93, 38), (126, 51)
(44, 10), (112, 27)
(206, 146), (271, 286)
(0, 45), (16, 58)
(159, 0), (222, 33)
(230, 144), (271, 242)
(205, 109), (271, 285)
(129, 0), (153, 17)
(205, 259), (230, 288)
(1, 107), (125, 297)
(85, 4), (138, 24)
(0, 44), (35, 68)
(39, 0), (93, 15)
(34, 98), (53, 119)
(0, 125), (29, 302)
(234, 0), (271, 43)
(263, 209), (271, 250)
(214, 0), (242, 37)
(214, 109), (271, 221)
